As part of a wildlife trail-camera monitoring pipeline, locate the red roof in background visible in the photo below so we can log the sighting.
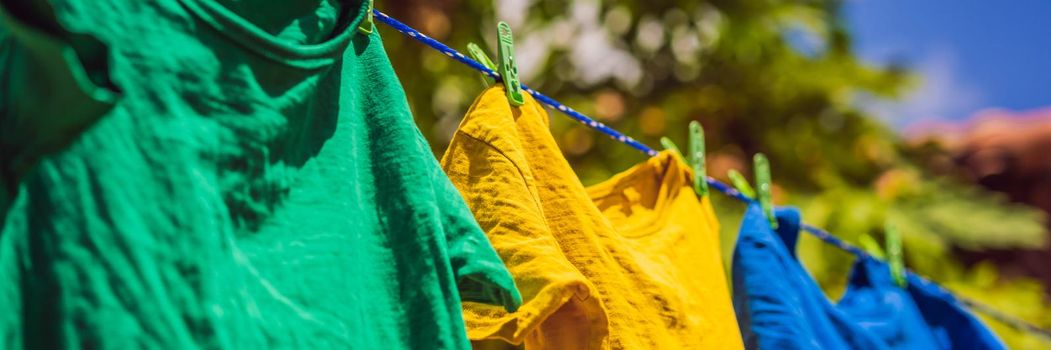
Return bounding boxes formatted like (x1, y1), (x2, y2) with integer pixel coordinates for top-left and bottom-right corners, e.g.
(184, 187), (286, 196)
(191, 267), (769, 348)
(907, 107), (1051, 181)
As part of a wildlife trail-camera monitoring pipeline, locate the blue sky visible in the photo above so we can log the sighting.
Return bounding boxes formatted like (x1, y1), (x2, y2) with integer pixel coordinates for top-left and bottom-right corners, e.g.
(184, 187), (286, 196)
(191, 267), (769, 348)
(844, 0), (1051, 126)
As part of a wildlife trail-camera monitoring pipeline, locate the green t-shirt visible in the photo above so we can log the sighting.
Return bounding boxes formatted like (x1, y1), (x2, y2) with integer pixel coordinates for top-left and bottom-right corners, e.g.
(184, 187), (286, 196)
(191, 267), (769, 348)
(0, 0), (520, 348)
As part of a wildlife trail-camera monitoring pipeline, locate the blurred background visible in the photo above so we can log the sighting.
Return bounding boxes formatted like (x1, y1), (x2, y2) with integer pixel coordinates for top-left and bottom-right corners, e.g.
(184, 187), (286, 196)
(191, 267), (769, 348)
(377, 0), (1051, 346)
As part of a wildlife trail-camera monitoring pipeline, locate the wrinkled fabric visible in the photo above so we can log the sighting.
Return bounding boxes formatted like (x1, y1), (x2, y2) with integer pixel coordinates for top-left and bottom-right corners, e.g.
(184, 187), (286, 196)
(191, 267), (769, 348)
(0, 0), (519, 349)
(441, 86), (744, 350)
(732, 205), (889, 350)
(837, 257), (942, 349)
(734, 205), (1007, 350)
(906, 275), (1006, 350)
(0, 0), (121, 218)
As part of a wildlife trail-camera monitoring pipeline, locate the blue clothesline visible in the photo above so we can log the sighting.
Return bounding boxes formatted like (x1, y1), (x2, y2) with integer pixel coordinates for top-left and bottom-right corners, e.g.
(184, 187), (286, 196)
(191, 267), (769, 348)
(372, 10), (1051, 340)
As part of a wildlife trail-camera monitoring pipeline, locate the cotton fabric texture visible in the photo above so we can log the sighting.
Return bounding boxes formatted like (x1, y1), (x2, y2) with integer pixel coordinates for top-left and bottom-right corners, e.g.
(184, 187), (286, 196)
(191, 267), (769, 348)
(837, 257), (942, 349)
(0, 0), (519, 349)
(839, 257), (1006, 350)
(441, 86), (744, 350)
(732, 205), (889, 350)
(733, 205), (1006, 350)
(905, 275), (1006, 349)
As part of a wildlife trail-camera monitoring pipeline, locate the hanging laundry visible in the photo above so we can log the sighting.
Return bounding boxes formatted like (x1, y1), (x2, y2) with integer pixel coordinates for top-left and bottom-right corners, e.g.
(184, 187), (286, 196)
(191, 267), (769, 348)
(0, 2), (121, 219)
(0, 1), (519, 349)
(837, 257), (943, 349)
(906, 275), (1007, 349)
(734, 204), (1008, 350)
(733, 205), (889, 350)
(441, 86), (744, 349)
(839, 256), (1007, 350)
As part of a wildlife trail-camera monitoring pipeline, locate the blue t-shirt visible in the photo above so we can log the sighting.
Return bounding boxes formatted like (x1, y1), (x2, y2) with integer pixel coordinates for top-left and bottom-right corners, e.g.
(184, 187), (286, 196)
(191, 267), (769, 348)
(732, 205), (888, 350)
(906, 274), (1006, 349)
(837, 257), (941, 349)
(732, 204), (1006, 350)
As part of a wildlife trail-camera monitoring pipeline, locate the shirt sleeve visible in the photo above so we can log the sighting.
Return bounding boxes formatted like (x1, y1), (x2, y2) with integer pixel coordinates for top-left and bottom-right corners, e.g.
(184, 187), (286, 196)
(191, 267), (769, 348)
(435, 166), (524, 313)
(440, 99), (605, 346)
(0, 0), (120, 217)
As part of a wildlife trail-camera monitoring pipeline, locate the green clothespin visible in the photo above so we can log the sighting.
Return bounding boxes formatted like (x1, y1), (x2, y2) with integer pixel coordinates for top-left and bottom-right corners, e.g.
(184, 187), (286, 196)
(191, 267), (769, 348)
(754, 153), (778, 229)
(727, 170), (756, 199)
(496, 22), (525, 106)
(660, 137), (686, 163)
(858, 234), (886, 259)
(885, 222), (906, 287)
(689, 121), (709, 197)
(357, 0), (374, 34)
(467, 42), (497, 87)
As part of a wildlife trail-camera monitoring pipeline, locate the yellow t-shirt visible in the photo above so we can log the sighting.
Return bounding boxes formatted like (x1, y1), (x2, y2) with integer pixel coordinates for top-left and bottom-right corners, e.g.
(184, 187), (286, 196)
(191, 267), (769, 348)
(441, 86), (743, 350)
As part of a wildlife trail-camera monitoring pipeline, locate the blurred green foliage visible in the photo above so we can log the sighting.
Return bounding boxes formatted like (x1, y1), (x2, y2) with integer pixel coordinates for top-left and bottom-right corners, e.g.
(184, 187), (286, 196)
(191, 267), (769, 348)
(378, 0), (1051, 346)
